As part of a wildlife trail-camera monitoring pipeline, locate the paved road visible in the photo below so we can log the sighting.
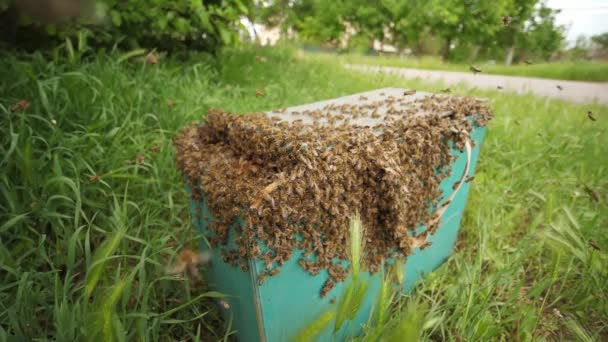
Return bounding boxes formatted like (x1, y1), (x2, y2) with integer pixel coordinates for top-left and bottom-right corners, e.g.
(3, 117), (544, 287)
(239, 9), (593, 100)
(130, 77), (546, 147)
(347, 64), (608, 105)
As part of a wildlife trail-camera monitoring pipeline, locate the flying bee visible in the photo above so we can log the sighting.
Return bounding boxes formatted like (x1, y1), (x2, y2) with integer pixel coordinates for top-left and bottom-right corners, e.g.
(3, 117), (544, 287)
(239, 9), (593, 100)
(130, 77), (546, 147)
(502, 15), (512, 26)
(10, 99), (30, 112)
(583, 185), (600, 202)
(403, 89), (416, 96)
(524, 60), (533, 65)
(470, 65), (482, 74)
(255, 89), (265, 97)
(587, 111), (596, 121)
(165, 249), (212, 282)
(145, 52), (159, 64)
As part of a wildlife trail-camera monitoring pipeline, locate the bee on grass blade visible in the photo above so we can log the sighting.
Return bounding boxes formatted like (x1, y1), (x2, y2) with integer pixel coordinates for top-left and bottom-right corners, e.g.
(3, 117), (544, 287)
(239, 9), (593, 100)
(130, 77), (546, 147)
(145, 52), (159, 64)
(403, 89), (416, 96)
(502, 15), (512, 26)
(583, 185), (600, 202)
(469, 65), (482, 74)
(587, 111), (596, 121)
(10, 99), (30, 112)
(441, 88), (451, 93)
(165, 249), (212, 281)
(255, 89), (265, 97)
(524, 60), (533, 65)
(588, 240), (600, 251)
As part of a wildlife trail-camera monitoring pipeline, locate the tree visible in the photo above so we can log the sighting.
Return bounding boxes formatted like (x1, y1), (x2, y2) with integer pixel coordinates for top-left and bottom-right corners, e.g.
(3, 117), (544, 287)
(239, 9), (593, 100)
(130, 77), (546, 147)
(496, 0), (539, 64)
(516, 3), (565, 61)
(427, 0), (509, 61)
(591, 32), (608, 49)
(379, 0), (429, 53)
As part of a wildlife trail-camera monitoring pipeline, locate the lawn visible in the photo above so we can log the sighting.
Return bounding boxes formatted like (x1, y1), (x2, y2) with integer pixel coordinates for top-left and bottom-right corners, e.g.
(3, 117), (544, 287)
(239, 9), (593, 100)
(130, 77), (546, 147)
(334, 52), (608, 83)
(1, 45), (606, 341)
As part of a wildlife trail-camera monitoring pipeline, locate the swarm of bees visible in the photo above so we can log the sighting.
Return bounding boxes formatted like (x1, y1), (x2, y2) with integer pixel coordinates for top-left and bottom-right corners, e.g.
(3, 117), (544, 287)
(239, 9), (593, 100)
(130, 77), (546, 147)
(174, 92), (493, 297)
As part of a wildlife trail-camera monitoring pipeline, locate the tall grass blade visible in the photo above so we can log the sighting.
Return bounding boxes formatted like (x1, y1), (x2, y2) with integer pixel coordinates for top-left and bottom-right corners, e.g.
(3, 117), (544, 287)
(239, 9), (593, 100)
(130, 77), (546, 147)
(374, 272), (395, 327)
(384, 301), (425, 342)
(85, 227), (126, 298)
(295, 309), (336, 342)
(334, 281), (355, 332)
(349, 215), (364, 279)
(564, 318), (593, 342)
(117, 49), (147, 63)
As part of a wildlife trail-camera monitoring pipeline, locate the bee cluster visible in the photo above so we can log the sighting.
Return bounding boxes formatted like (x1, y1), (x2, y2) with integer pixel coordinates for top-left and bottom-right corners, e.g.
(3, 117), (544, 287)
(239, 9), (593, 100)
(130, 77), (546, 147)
(175, 91), (492, 297)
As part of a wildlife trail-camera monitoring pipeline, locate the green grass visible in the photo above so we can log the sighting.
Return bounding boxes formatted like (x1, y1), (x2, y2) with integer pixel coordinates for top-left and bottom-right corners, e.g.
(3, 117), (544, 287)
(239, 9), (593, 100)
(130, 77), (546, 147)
(332, 52), (608, 82)
(1, 44), (607, 341)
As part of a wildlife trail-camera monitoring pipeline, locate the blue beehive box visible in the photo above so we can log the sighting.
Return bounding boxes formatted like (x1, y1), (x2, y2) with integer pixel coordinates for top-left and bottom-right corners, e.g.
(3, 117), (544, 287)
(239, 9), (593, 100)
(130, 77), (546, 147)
(183, 88), (488, 341)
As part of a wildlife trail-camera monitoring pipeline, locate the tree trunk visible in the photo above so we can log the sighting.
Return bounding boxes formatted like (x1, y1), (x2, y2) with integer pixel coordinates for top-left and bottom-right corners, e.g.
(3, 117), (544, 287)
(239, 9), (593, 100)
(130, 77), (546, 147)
(442, 37), (452, 61)
(469, 45), (480, 62)
(505, 46), (515, 65)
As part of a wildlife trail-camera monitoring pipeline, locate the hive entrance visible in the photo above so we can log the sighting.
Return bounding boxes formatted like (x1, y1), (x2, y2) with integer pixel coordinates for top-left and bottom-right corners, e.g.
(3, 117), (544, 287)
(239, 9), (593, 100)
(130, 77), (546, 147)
(175, 88), (492, 296)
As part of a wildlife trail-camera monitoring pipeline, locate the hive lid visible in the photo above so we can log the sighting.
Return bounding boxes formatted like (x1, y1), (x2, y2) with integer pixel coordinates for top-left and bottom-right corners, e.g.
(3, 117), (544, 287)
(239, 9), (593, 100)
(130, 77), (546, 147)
(265, 87), (457, 130)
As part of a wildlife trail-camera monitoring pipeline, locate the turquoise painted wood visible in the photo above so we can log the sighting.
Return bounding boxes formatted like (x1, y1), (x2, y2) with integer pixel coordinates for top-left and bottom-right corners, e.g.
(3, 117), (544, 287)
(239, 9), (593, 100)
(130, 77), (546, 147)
(186, 88), (488, 341)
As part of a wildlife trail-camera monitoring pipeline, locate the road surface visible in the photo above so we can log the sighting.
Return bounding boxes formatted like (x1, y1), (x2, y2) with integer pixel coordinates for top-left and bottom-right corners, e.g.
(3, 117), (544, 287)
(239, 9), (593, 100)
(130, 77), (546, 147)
(346, 64), (608, 105)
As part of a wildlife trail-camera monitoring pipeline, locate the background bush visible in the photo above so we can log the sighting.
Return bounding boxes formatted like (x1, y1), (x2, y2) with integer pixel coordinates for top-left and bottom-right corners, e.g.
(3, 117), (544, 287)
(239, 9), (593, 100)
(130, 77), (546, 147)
(0, 0), (252, 52)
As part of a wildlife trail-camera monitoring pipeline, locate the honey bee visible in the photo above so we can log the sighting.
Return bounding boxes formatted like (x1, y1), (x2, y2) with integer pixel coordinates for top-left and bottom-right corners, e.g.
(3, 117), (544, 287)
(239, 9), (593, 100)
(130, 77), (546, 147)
(469, 65), (482, 74)
(10, 99), (31, 112)
(257, 272), (267, 286)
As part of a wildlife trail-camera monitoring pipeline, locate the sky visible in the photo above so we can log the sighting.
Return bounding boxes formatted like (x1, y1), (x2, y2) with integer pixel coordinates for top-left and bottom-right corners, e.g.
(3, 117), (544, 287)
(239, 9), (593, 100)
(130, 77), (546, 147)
(546, 0), (608, 42)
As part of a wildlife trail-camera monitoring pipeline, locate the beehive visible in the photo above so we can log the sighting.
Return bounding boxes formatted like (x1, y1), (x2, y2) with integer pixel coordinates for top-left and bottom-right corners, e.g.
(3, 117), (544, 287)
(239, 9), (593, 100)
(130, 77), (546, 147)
(176, 88), (491, 341)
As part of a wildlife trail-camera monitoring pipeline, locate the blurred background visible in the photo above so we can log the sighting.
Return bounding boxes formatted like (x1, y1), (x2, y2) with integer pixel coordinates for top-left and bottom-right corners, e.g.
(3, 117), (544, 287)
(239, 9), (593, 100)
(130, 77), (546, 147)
(1, 0), (607, 64)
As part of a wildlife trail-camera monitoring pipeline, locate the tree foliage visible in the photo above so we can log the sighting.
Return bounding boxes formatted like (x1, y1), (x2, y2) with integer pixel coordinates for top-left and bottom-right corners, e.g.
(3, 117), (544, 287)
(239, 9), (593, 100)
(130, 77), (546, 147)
(591, 32), (608, 49)
(0, 0), (252, 52)
(258, 0), (565, 62)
